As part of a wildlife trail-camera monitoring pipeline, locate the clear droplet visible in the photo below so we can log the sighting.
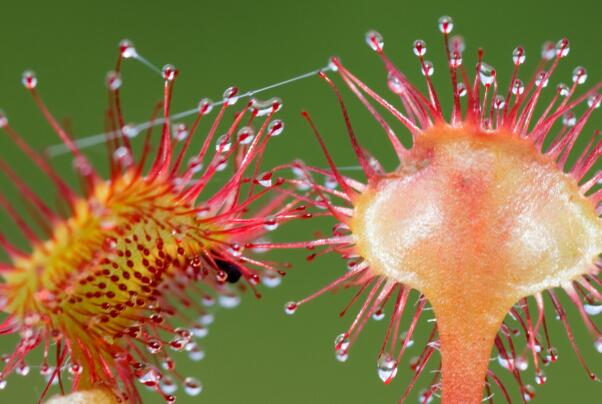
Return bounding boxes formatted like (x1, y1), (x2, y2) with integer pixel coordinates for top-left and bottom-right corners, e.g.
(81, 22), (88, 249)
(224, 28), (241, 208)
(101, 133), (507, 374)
(256, 172), (273, 188)
(146, 339), (163, 354)
(594, 336), (602, 353)
(562, 111), (576, 127)
(535, 369), (547, 385)
(198, 98), (213, 115)
(262, 270), (282, 288)
(268, 119), (284, 136)
(137, 366), (162, 387)
(584, 304), (602, 315)
(478, 63), (496, 86)
(588, 95), (601, 109)
(555, 38), (570, 58)
(535, 72), (549, 88)
(122, 124), (140, 139)
(512, 79), (525, 95)
(334, 333), (350, 352)
(0, 110), (8, 128)
(284, 301), (298, 315)
(449, 35), (465, 54)
(251, 97), (282, 117)
(106, 71), (122, 90)
(119, 39), (138, 58)
(438, 16), (454, 34)
(421, 61), (434, 77)
(237, 126), (255, 145)
(387, 73), (404, 95)
(0, 379), (6, 390)
(68, 362), (83, 375)
(372, 309), (385, 321)
(456, 82), (467, 97)
(16, 361), (30, 376)
(218, 293), (240, 309)
(223, 86), (239, 105)
(512, 46), (526, 65)
(162, 64), (177, 81)
(172, 123), (188, 141)
(215, 134), (232, 153)
(365, 30), (384, 51)
(412, 40), (427, 57)
(377, 352), (398, 383)
(160, 376), (178, 394)
(184, 377), (203, 396)
(187, 344), (205, 361)
(523, 385), (536, 401)
(21, 70), (37, 89)
(557, 83), (570, 97)
(540, 41), (556, 61)
(493, 95), (506, 110)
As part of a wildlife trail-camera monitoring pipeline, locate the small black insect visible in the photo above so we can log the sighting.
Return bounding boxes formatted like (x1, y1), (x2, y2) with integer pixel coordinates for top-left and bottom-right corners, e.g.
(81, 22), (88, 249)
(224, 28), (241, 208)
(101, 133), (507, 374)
(213, 257), (243, 283)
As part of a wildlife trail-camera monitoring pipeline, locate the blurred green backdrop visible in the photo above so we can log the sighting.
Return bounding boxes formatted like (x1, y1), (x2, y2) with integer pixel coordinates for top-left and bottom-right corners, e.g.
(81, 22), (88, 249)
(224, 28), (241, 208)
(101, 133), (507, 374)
(0, 0), (600, 403)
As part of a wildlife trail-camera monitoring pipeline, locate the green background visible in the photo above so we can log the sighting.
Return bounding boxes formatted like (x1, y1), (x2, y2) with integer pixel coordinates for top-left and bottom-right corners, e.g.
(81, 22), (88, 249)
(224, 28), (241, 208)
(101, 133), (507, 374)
(0, 0), (600, 402)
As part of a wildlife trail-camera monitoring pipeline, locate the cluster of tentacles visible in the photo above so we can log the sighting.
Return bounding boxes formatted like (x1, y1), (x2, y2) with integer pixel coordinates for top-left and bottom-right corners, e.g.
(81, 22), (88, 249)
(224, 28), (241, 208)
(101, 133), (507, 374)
(0, 41), (297, 402)
(276, 17), (601, 403)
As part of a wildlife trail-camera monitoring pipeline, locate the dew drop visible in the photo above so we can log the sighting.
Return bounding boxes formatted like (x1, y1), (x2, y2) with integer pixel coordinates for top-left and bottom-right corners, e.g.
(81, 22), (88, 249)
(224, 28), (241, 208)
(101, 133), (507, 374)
(336, 350), (349, 362)
(0, 110), (8, 128)
(478, 63), (496, 86)
(122, 124), (140, 139)
(584, 304), (602, 315)
(198, 313), (215, 326)
(365, 30), (384, 52)
(68, 362), (83, 375)
(512, 79), (525, 96)
(493, 95), (505, 110)
(170, 123), (187, 142)
(387, 73), (404, 95)
(218, 293), (240, 309)
(191, 323), (208, 339)
(198, 98), (213, 115)
(0, 379), (6, 390)
(450, 51), (462, 68)
(594, 337), (602, 353)
(137, 366), (162, 387)
(106, 71), (122, 90)
(162, 64), (177, 81)
(251, 97), (282, 117)
(557, 83), (570, 97)
(285, 301), (298, 315)
(546, 347), (559, 362)
(449, 35), (465, 54)
(372, 309), (385, 321)
(160, 376), (177, 395)
(456, 82), (467, 97)
(413, 40), (427, 57)
(515, 355), (529, 371)
(187, 157), (203, 174)
(120, 39), (138, 58)
(187, 344), (205, 362)
(540, 41), (556, 61)
(334, 333), (350, 352)
(237, 126), (255, 145)
(421, 61), (434, 77)
(327, 57), (339, 72)
(215, 134), (232, 153)
(184, 377), (203, 396)
(562, 111), (577, 127)
(555, 38), (570, 58)
(256, 172), (273, 187)
(437, 16), (454, 34)
(535, 72), (549, 88)
(268, 119), (284, 136)
(535, 369), (547, 385)
(513, 46), (526, 65)
(146, 339), (163, 354)
(377, 352), (398, 383)
(587, 94), (601, 109)
(21, 70), (37, 89)
(16, 361), (30, 376)
(262, 270), (282, 288)
(418, 389), (434, 404)
(223, 86), (239, 105)
(523, 385), (536, 401)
